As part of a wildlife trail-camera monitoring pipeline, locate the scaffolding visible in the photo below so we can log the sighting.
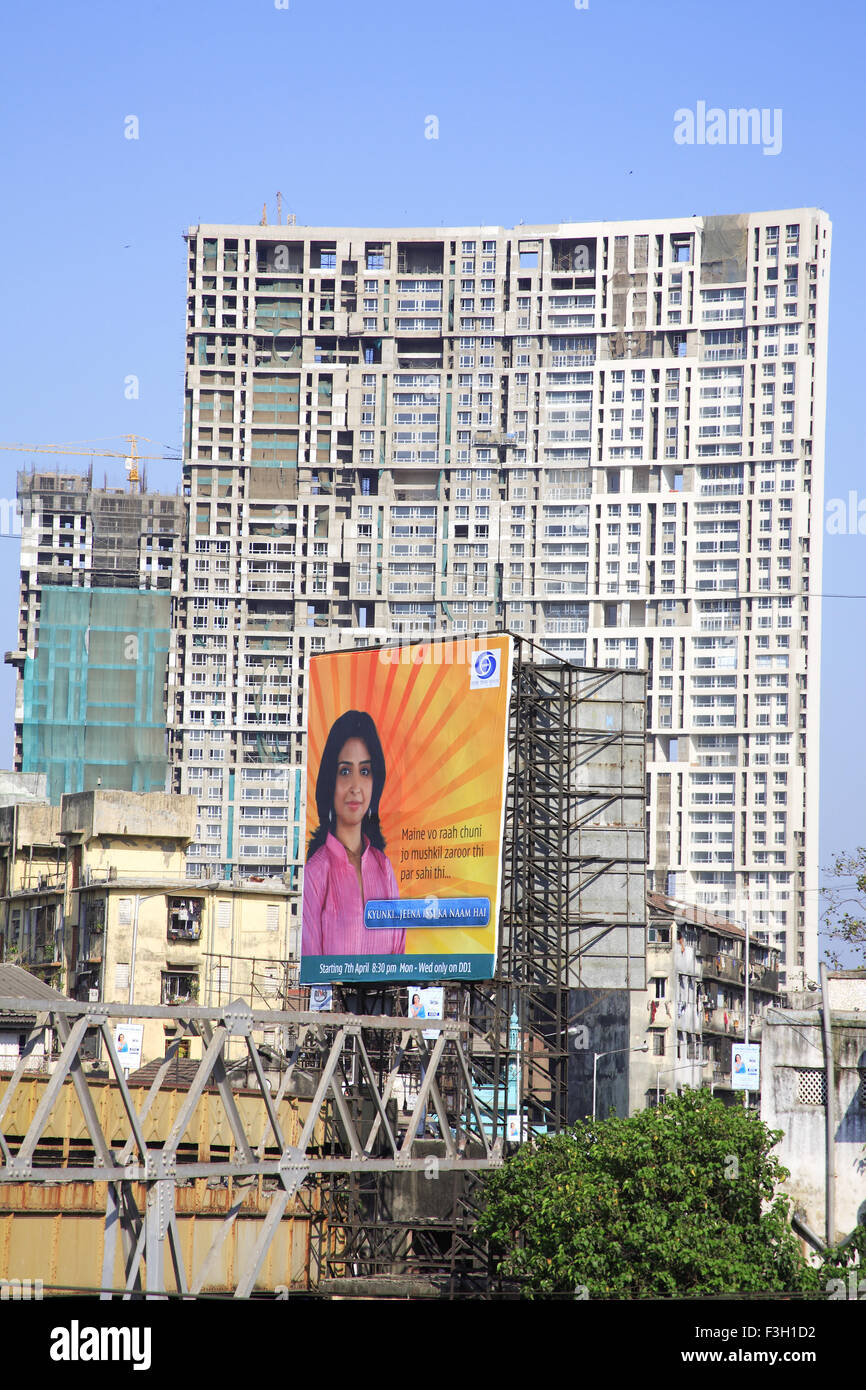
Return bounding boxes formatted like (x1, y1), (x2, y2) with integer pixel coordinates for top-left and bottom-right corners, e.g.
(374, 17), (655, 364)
(21, 587), (172, 803)
(319, 640), (647, 1291)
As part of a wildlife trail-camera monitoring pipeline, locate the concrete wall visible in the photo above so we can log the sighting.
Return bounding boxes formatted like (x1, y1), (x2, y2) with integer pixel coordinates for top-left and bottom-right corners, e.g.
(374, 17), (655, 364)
(62, 790), (197, 843)
(0, 773), (47, 807)
(828, 972), (866, 1012)
(564, 668), (647, 991)
(761, 1006), (866, 1242)
(80, 835), (190, 882)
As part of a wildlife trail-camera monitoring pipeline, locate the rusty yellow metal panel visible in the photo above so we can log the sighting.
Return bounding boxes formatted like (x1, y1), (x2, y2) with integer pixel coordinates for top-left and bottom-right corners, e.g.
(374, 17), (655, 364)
(0, 1076), (318, 1293)
(2, 1075), (311, 1153)
(1, 1203), (315, 1294)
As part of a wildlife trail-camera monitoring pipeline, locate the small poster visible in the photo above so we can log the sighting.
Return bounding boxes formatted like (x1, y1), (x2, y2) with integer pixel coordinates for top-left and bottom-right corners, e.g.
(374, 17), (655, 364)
(408, 985), (443, 1041)
(506, 1115), (527, 1143)
(731, 1042), (760, 1091)
(113, 1024), (144, 1072)
(309, 985), (333, 1012)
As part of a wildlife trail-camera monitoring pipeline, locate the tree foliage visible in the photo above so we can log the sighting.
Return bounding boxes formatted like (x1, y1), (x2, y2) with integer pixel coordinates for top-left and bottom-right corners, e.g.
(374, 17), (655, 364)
(476, 1090), (821, 1297)
(822, 848), (866, 968)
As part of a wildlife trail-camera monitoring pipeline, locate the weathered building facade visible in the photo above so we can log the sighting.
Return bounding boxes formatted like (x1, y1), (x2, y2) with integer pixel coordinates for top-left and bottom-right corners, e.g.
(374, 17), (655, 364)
(0, 789), (299, 1065)
(629, 893), (781, 1111)
(761, 971), (866, 1245)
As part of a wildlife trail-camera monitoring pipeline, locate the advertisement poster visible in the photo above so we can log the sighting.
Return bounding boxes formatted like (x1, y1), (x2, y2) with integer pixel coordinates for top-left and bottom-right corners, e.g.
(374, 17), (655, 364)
(309, 985), (333, 1012)
(731, 1042), (760, 1091)
(300, 634), (512, 985)
(113, 1023), (144, 1073)
(408, 984), (444, 1041)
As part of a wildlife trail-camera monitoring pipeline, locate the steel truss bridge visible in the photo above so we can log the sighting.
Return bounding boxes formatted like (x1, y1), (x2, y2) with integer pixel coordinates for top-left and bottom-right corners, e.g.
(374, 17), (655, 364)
(0, 997), (500, 1298)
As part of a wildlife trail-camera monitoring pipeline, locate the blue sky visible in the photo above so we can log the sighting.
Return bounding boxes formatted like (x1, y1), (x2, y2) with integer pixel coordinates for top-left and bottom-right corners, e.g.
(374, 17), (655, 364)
(1, 0), (864, 948)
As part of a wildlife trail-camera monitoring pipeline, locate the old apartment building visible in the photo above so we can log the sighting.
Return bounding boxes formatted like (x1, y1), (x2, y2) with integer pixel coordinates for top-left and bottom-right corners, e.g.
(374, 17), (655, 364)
(629, 892), (781, 1111)
(173, 211), (829, 989)
(0, 789), (298, 1065)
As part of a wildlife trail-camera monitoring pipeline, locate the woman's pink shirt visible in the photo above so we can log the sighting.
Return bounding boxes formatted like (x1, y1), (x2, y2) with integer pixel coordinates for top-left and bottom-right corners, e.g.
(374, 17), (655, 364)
(301, 833), (405, 956)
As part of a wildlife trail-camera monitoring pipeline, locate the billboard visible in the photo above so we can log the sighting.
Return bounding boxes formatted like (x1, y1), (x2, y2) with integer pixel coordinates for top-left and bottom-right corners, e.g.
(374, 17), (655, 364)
(300, 634), (512, 985)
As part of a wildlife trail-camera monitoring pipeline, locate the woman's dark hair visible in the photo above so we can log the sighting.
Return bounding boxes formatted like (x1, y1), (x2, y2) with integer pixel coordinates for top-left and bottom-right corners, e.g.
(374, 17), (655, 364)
(306, 710), (387, 859)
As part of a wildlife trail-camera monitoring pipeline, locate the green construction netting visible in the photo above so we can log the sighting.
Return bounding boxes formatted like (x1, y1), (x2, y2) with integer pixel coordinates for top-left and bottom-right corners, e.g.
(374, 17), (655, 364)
(21, 587), (171, 804)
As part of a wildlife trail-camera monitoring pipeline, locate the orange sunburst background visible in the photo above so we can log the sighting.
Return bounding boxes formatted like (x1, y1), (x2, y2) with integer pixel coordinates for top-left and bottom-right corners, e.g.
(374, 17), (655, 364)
(305, 634), (512, 958)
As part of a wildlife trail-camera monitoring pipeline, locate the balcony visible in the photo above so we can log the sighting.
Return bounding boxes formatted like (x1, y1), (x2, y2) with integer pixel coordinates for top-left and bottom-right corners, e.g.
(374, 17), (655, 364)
(701, 953), (744, 984)
(167, 897), (204, 942)
(701, 953), (777, 993)
(704, 1010), (764, 1042)
(472, 430), (518, 448)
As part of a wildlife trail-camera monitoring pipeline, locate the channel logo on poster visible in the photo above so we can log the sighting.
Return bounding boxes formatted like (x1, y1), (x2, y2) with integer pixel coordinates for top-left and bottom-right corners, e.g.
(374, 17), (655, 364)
(470, 648), (501, 689)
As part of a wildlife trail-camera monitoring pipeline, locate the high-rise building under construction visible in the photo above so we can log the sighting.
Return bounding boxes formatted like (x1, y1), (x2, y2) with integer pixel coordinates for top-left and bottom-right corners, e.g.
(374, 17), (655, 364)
(7, 470), (183, 803)
(172, 210), (829, 989)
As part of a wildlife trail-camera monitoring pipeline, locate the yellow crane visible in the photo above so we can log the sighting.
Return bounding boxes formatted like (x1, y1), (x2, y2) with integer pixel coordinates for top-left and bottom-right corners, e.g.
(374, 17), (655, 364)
(0, 435), (181, 489)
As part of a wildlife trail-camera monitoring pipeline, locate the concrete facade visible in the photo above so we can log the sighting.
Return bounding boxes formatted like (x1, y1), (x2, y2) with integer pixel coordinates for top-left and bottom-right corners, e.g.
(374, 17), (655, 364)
(76, 876), (297, 1064)
(761, 972), (866, 1244)
(0, 772), (47, 807)
(174, 211), (830, 993)
(0, 800), (66, 989)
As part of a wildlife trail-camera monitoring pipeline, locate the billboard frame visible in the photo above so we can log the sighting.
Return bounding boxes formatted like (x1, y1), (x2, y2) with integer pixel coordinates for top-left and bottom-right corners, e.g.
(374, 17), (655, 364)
(299, 631), (513, 987)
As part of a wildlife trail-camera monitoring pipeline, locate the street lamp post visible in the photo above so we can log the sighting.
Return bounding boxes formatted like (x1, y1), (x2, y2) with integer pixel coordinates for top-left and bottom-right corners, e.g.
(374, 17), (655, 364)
(128, 891), (169, 1007)
(656, 1060), (699, 1106)
(592, 1042), (649, 1120)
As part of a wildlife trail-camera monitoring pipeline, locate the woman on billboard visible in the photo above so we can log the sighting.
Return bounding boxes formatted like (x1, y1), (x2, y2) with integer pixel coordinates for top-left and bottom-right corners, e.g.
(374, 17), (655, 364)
(302, 710), (404, 957)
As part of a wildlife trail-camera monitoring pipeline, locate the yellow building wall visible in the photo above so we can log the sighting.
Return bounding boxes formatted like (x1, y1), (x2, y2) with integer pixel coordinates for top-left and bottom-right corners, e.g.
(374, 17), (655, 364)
(98, 889), (204, 1063)
(96, 887), (296, 1068)
(81, 836), (188, 880)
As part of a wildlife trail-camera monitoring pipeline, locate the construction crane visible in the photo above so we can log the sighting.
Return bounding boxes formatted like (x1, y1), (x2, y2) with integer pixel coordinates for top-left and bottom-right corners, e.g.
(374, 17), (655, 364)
(0, 435), (181, 490)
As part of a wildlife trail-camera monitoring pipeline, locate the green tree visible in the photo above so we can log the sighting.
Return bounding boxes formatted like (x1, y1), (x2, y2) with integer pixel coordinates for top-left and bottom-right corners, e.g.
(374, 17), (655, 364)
(476, 1090), (821, 1297)
(822, 848), (866, 968)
